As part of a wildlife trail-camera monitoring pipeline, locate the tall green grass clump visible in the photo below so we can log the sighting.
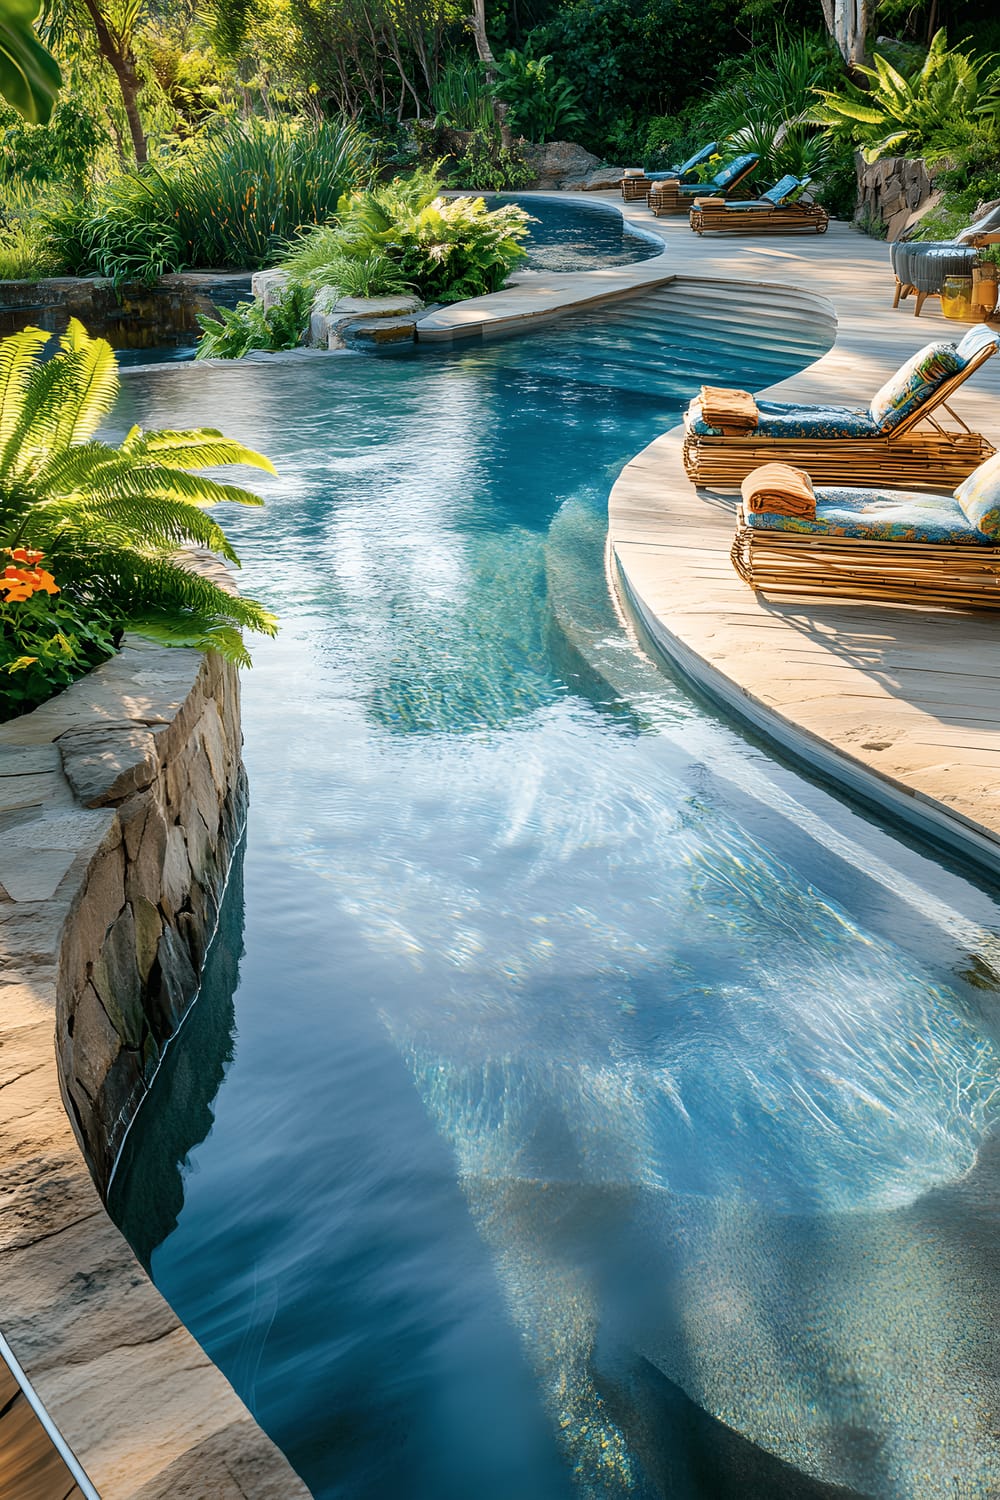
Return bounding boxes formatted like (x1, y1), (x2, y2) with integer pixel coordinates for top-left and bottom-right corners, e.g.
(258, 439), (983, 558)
(44, 117), (371, 284)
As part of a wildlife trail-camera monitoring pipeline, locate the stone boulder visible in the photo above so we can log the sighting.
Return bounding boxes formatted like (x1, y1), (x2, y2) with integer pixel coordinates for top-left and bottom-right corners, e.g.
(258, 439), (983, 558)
(519, 140), (623, 191)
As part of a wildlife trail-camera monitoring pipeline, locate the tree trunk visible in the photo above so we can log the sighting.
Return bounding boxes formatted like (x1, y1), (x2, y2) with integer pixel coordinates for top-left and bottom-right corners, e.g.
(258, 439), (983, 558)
(821, 0), (867, 68)
(468, 0), (494, 65)
(78, 0), (147, 163)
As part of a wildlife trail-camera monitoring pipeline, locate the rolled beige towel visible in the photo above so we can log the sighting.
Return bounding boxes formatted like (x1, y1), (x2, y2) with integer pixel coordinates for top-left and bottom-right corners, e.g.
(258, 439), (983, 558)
(700, 384), (759, 433)
(741, 462), (816, 519)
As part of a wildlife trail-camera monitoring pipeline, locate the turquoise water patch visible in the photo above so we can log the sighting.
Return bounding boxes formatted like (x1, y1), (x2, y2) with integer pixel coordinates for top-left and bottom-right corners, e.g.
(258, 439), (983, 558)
(108, 300), (1000, 1500)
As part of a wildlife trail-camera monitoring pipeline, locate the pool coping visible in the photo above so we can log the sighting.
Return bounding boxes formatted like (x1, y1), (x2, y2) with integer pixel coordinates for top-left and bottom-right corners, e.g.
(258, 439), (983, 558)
(599, 199), (1000, 876)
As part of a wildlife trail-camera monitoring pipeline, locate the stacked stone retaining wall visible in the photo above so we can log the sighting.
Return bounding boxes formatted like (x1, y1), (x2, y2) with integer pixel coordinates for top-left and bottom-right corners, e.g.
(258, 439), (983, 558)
(0, 619), (310, 1496)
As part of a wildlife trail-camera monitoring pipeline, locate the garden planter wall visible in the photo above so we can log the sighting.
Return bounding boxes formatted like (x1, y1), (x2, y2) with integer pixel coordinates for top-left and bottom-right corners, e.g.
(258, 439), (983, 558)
(0, 271), (251, 349)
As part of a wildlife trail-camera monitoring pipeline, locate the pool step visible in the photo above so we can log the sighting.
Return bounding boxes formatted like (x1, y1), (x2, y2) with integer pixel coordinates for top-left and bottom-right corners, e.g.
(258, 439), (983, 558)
(473, 276), (835, 402)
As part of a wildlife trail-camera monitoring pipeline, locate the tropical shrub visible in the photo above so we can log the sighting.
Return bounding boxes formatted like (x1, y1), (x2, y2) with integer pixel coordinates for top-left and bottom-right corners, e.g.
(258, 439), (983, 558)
(0, 321), (277, 707)
(446, 135), (533, 191)
(0, 94), (106, 189)
(491, 49), (584, 143)
(911, 160), (1000, 239)
(42, 117), (371, 283)
(526, 0), (741, 155)
(281, 169), (531, 305)
(810, 30), (1000, 164)
(696, 31), (847, 192)
(195, 282), (314, 358)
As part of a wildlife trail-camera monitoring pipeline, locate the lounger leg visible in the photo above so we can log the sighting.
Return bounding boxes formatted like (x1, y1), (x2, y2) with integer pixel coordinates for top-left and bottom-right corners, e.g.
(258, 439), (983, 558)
(914, 290), (928, 317)
(892, 279), (902, 308)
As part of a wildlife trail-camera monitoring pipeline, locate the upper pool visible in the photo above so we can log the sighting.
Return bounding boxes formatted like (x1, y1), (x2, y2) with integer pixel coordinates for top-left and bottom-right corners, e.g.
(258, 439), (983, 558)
(481, 193), (662, 272)
(107, 287), (1000, 1500)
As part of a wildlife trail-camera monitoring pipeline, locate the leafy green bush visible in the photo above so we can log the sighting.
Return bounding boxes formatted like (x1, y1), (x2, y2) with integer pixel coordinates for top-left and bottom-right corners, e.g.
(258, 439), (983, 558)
(196, 282), (313, 358)
(0, 94), (105, 190)
(912, 160), (1000, 239)
(0, 320), (277, 684)
(810, 30), (1000, 164)
(446, 134), (533, 191)
(43, 117), (371, 284)
(492, 49), (584, 143)
(281, 169), (531, 305)
(526, 0), (741, 155)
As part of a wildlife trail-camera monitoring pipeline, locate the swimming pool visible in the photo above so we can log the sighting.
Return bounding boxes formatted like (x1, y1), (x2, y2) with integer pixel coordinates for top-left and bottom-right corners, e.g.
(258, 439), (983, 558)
(107, 288), (1000, 1500)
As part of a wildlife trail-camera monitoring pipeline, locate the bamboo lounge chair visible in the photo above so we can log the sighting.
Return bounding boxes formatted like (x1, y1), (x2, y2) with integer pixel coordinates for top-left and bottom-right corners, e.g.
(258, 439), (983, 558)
(649, 154), (759, 217)
(683, 324), (1000, 490)
(731, 450), (1000, 609)
(689, 174), (829, 235)
(620, 143), (718, 201)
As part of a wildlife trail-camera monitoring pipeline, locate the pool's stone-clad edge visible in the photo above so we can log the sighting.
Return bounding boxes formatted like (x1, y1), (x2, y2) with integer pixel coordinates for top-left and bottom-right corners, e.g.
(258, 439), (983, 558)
(0, 613), (311, 1496)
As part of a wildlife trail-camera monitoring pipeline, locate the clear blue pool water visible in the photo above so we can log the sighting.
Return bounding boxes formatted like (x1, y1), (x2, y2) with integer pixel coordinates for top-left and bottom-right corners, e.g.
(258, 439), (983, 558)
(107, 293), (1000, 1500)
(481, 194), (661, 272)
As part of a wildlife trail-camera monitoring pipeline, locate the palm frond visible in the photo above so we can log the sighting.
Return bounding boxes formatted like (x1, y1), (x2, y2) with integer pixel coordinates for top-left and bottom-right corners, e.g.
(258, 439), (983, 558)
(48, 495), (242, 563)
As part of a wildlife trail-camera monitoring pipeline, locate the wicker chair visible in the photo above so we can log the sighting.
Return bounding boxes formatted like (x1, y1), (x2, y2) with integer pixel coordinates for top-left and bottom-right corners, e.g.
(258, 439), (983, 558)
(683, 324), (1000, 490)
(731, 451), (1000, 609)
(690, 175), (828, 235)
(892, 206), (1000, 315)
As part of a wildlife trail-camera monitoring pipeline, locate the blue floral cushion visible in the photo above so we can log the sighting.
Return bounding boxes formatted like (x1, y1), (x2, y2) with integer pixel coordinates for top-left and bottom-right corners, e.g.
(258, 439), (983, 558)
(954, 451), (1000, 538)
(745, 487), (990, 544)
(686, 397), (878, 440)
(868, 342), (962, 432)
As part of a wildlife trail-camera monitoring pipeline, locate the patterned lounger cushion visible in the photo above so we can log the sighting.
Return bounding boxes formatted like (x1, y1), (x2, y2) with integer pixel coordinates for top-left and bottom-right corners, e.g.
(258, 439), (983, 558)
(687, 397), (878, 440)
(955, 450), (1000, 538)
(868, 341), (962, 432)
(744, 488), (991, 544)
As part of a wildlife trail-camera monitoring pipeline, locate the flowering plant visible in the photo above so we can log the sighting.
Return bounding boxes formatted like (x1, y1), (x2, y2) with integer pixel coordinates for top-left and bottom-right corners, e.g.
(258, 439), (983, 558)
(1, 547), (118, 721)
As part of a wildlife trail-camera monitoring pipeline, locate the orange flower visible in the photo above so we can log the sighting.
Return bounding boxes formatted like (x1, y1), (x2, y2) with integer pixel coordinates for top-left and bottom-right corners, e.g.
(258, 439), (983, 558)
(1, 548), (59, 601)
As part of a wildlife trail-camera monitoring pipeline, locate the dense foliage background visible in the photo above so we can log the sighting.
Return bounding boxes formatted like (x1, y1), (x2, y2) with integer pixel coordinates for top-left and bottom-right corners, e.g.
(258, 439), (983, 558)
(0, 0), (995, 287)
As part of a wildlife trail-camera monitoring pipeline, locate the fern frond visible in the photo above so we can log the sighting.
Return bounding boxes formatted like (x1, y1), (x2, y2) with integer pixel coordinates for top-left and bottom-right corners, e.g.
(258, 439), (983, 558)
(121, 427), (277, 474)
(53, 320), (120, 446)
(49, 495), (242, 563)
(0, 326), (52, 453)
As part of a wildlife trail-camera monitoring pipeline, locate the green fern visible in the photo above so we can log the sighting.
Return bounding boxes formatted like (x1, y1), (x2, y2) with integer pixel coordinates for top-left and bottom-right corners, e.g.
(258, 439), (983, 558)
(0, 319), (277, 668)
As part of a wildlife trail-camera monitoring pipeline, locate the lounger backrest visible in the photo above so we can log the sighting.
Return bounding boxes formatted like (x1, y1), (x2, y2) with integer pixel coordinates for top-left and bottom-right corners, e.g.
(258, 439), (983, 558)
(956, 204), (1000, 245)
(761, 174), (804, 206)
(710, 154), (759, 190)
(868, 341), (963, 432)
(955, 324), (1000, 367)
(675, 142), (718, 177)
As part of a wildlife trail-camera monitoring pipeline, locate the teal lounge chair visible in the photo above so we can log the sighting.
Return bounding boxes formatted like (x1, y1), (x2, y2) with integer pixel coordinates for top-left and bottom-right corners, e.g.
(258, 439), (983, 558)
(690, 175), (829, 234)
(649, 154), (760, 216)
(620, 143), (718, 200)
(683, 324), (1000, 489)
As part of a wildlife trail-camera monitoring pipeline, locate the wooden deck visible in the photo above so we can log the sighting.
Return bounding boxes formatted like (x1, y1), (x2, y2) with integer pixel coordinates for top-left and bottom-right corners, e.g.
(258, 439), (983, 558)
(604, 204), (1000, 868)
